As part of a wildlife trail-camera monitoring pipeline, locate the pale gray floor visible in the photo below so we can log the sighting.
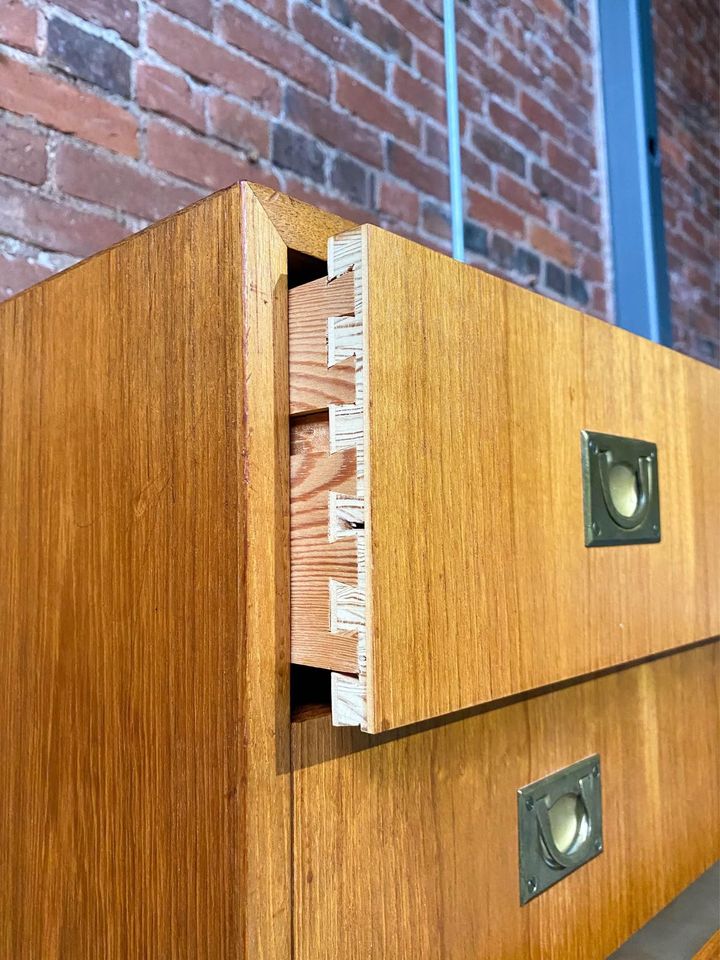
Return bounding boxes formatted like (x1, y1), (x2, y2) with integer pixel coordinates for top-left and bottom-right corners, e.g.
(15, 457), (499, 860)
(609, 862), (719, 959)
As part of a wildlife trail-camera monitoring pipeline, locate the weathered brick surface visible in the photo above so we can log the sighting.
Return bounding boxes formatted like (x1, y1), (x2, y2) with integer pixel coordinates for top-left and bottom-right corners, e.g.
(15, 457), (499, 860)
(0, 251), (54, 300)
(55, 0), (138, 44)
(0, 0), (42, 52)
(0, 56), (138, 155)
(0, 0), (714, 365)
(137, 63), (205, 133)
(48, 17), (132, 97)
(56, 142), (202, 220)
(653, 0), (719, 365)
(0, 119), (47, 185)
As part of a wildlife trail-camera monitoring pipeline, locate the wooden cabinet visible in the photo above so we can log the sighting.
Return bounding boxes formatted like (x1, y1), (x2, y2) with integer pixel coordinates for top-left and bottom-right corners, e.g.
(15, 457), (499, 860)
(0, 183), (717, 959)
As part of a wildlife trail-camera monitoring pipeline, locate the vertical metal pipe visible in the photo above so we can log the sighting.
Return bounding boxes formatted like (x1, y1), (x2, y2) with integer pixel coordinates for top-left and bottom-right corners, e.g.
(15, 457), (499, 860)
(443, 0), (464, 261)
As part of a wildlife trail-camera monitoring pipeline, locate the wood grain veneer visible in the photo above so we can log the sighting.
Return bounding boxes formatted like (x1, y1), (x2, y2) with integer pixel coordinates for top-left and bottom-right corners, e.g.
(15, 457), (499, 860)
(695, 930), (720, 960)
(0, 182), (356, 958)
(288, 272), (356, 415)
(0, 188), (251, 957)
(292, 224), (719, 732)
(292, 640), (720, 960)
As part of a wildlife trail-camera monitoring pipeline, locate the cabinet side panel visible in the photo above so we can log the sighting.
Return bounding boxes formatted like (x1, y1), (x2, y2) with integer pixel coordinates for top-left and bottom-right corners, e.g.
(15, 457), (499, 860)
(293, 642), (720, 960)
(0, 191), (248, 957)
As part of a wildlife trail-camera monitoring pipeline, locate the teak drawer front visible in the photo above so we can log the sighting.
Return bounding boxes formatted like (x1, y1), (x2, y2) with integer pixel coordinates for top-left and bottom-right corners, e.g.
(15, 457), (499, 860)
(292, 641), (720, 960)
(289, 225), (720, 733)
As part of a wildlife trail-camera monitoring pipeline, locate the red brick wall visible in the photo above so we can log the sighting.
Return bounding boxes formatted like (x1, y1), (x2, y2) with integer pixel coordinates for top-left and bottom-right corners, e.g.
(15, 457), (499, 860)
(653, 0), (719, 366)
(0, 0), (715, 364)
(0, 0), (607, 312)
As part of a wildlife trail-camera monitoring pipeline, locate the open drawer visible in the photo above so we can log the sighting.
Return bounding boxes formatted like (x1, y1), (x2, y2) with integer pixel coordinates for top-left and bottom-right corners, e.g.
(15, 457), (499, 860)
(289, 224), (720, 734)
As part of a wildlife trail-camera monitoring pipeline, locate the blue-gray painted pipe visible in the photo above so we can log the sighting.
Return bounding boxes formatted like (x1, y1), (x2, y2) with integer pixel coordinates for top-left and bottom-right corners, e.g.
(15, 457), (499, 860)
(443, 0), (464, 261)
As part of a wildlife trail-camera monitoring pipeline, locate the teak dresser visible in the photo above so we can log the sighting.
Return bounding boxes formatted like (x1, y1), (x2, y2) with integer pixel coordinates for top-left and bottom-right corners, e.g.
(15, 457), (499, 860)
(0, 183), (718, 959)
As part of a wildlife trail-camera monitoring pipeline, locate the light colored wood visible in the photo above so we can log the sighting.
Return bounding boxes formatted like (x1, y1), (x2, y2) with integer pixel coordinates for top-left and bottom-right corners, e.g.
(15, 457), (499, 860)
(322, 224), (720, 732)
(290, 419), (359, 673)
(288, 272), (356, 415)
(695, 929), (720, 960)
(292, 641), (720, 960)
(288, 233), (369, 719)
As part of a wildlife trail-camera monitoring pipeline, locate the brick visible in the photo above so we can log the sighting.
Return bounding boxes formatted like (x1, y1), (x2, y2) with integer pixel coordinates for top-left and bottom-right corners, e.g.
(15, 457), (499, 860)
(387, 141), (449, 202)
(529, 222), (576, 267)
(554, 33), (584, 79)
(471, 125), (525, 177)
(55, 0), (138, 44)
(546, 140), (591, 190)
(515, 246), (541, 279)
(497, 172), (545, 219)
(424, 122), (447, 162)
(467, 188), (525, 238)
(337, 71), (419, 147)
(0, 252), (53, 300)
(56, 142), (202, 221)
(331, 0), (413, 63)
(415, 48), (445, 89)
(284, 175), (376, 225)
(155, 0), (211, 29)
(591, 285), (606, 318)
(520, 91), (567, 144)
(0, 56), (138, 156)
(393, 65), (446, 125)
(571, 131), (596, 169)
(208, 96), (269, 159)
(569, 273), (589, 305)
(148, 10), (280, 111)
(489, 100), (542, 154)
(0, 120), (47, 185)
(331, 155), (372, 207)
(285, 86), (383, 168)
(695, 336), (719, 365)
(148, 121), (267, 190)
(292, 3), (385, 88)
(457, 34), (489, 79)
(498, 7), (525, 47)
(0, 179), (128, 256)
(377, 179), (419, 224)
(531, 163), (579, 213)
(549, 85), (590, 134)
(557, 208), (601, 253)
(578, 251), (604, 284)
(545, 261), (567, 296)
(461, 62), (516, 107)
(463, 221), (489, 256)
(251, 0), (288, 26)
(47, 18), (132, 98)
(137, 64), (205, 133)
(271, 123), (325, 184)
(220, 6), (330, 97)
(492, 37), (539, 89)
(0, 0), (41, 52)
(461, 148), (493, 190)
(489, 233), (515, 270)
(384, 0), (444, 52)
(421, 200), (451, 240)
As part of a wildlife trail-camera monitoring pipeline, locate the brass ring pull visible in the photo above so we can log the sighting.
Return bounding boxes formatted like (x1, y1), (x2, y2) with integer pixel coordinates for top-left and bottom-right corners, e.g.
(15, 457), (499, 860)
(597, 450), (654, 530)
(534, 777), (595, 871)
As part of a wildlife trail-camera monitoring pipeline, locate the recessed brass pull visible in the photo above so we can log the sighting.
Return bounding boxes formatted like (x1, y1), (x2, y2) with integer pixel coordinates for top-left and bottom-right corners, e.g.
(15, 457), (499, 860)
(581, 431), (660, 546)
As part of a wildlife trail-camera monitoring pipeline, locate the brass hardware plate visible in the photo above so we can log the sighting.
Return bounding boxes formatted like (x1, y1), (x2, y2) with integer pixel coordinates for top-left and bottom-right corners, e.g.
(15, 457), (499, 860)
(518, 755), (603, 904)
(581, 431), (660, 546)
